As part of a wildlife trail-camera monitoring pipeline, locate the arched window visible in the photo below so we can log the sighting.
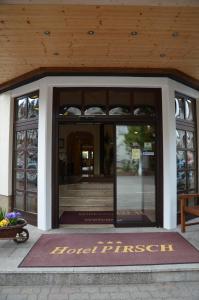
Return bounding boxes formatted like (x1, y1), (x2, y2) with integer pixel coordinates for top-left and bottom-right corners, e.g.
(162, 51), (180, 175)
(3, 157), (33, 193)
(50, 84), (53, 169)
(133, 106), (155, 116)
(84, 107), (106, 115)
(59, 106), (81, 116)
(109, 106), (130, 115)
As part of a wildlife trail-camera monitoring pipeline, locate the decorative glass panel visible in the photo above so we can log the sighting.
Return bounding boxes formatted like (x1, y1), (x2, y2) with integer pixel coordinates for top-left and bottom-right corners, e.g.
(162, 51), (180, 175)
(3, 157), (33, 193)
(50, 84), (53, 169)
(15, 171), (25, 190)
(27, 129), (38, 150)
(177, 171), (186, 190)
(177, 151), (186, 170)
(26, 192), (37, 213)
(185, 99), (193, 121)
(187, 131), (194, 149)
(26, 150), (37, 170)
(133, 106), (155, 116)
(16, 131), (26, 150)
(26, 171), (37, 192)
(84, 107), (106, 115)
(175, 97), (184, 119)
(187, 151), (195, 169)
(16, 97), (27, 120)
(16, 151), (25, 169)
(176, 130), (185, 148)
(28, 94), (39, 119)
(187, 171), (195, 190)
(109, 107), (130, 115)
(15, 190), (24, 210)
(59, 106), (81, 116)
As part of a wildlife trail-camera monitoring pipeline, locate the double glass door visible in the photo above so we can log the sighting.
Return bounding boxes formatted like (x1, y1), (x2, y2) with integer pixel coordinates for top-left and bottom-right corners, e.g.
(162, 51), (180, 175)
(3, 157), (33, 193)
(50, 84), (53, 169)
(115, 125), (156, 226)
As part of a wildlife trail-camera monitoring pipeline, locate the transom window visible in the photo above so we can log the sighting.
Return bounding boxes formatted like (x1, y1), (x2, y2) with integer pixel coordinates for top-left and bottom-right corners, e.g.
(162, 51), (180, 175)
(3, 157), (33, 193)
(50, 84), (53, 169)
(57, 88), (158, 118)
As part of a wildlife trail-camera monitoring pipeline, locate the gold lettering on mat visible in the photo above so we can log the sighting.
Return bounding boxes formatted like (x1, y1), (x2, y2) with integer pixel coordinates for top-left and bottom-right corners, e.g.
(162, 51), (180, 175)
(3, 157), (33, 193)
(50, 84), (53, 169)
(50, 242), (175, 255)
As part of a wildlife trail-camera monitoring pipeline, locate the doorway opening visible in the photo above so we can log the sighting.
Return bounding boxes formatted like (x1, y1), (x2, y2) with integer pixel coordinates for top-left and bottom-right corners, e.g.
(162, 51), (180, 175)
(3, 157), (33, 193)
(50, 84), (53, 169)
(58, 124), (114, 225)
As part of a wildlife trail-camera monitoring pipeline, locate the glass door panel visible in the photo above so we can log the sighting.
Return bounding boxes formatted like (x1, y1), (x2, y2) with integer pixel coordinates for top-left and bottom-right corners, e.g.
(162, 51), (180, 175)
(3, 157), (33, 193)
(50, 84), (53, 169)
(116, 125), (156, 225)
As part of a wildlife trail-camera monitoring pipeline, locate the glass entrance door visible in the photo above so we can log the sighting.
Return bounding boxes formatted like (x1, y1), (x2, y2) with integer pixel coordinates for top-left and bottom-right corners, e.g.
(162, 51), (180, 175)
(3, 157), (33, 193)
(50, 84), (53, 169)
(115, 125), (156, 226)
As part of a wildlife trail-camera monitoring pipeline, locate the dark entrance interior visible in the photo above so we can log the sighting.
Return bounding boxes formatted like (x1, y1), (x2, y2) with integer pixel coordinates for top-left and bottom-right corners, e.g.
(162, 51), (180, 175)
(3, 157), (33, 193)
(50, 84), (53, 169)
(52, 87), (163, 228)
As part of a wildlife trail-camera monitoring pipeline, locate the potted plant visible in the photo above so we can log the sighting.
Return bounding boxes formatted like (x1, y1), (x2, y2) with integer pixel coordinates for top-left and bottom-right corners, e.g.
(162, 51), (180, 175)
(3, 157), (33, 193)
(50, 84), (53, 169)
(0, 210), (29, 243)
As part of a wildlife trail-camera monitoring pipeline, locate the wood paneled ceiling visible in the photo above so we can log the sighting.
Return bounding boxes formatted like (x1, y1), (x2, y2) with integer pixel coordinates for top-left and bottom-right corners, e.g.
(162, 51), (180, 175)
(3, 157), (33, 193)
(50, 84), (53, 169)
(0, 3), (199, 89)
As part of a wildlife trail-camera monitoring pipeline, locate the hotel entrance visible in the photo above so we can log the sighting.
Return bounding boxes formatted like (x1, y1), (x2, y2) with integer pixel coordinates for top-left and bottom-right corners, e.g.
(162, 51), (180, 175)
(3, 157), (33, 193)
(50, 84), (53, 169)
(52, 87), (163, 228)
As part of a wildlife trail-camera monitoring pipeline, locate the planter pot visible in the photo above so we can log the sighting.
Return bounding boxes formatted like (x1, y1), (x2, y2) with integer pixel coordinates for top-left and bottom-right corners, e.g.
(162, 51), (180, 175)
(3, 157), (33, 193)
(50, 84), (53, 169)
(0, 219), (29, 243)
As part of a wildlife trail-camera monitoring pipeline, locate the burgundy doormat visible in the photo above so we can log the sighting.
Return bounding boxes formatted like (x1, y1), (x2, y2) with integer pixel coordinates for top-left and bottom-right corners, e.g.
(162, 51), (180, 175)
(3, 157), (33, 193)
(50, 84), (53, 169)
(59, 211), (150, 224)
(19, 232), (199, 268)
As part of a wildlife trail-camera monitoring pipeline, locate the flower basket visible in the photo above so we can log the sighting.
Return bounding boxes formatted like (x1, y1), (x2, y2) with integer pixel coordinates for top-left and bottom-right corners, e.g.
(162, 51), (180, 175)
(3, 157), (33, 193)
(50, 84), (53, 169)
(0, 214), (29, 243)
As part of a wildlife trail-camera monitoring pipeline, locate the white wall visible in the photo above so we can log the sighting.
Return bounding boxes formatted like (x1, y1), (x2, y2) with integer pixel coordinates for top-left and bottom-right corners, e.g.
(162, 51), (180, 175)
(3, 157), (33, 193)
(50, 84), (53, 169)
(0, 91), (13, 196)
(2, 75), (198, 230)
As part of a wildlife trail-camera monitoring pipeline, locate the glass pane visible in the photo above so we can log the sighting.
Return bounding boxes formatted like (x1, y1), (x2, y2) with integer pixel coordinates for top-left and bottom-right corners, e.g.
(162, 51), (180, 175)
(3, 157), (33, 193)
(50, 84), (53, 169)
(16, 97), (27, 120)
(16, 131), (26, 150)
(26, 192), (37, 213)
(28, 94), (39, 119)
(84, 107), (106, 115)
(176, 130), (185, 148)
(84, 90), (106, 106)
(59, 106), (81, 116)
(15, 190), (24, 210)
(185, 99), (193, 121)
(26, 171), (37, 192)
(27, 129), (38, 150)
(109, 107), (130, 115)
(177, 151), (186, 170)
(187, 151), (195, 169)
(16, 151), (25, 169)
(187, 171), (195, 190)
(175, 96), (184, 119)
(26, 150), (37, 170)
(116, 125), (156, 224)
(187, 131), (194, 149)
(177, 171), (186, 191)
(133, 106), (155, 116)
(15, 171), (25, 190)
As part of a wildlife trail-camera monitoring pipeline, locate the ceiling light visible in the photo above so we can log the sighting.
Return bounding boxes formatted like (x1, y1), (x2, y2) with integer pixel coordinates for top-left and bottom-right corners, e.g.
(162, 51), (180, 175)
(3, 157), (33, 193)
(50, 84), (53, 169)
(43, 31), (51, 36)
(172, 32), (179, 37)
(131, 31), (138, 36)
(87, 30), (95, 35)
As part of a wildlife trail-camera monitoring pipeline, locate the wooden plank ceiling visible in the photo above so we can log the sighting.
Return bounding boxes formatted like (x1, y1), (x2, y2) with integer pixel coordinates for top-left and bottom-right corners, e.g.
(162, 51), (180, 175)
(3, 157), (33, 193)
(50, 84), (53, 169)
(0, 4), (199, 86)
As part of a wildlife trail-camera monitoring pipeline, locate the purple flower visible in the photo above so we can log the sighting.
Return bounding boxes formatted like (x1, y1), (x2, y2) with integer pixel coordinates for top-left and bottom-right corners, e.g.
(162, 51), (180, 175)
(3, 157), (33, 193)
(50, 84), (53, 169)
(6, 212), (21, 219)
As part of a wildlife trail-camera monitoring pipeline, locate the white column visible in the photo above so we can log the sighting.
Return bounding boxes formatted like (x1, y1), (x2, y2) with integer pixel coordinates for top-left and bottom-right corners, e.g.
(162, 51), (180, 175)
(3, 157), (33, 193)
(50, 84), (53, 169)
(162, 84), (177, 229)
(0, 92), (13, 197)
(37, 80), (53, 230)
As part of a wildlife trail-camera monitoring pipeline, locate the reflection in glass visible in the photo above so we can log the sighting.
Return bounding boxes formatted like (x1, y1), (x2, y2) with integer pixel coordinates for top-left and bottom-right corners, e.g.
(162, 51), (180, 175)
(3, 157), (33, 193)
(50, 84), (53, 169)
(15, 171), (25, 190)
(84, 107), (106, 115)
(177, 171), (186, 190)
(16, 131), (26, 150)
(116, 125), (155, 224)
(187, 171), (195, 189)
(109, 107), (130, 115)
(28, 95), (39, 118)
(175, 97), (184, 119)
(26, 150), (37, 170)
(26, 192), (37, 213)
(176, 151), (186, 170)
(185, 99), (193, 121)
(187, 151), (195, 169)
(16, 97), (27, 120)
(15, 190), (24, 210)
(16, 151), (25, 169)
(133, 106), (155, 116)
(27, 129), (38, 149)
(26, 171), (37, 192)
(176, 130), (186, 148)
(59, 106), (81, 116)
(187, 131), (194, 149)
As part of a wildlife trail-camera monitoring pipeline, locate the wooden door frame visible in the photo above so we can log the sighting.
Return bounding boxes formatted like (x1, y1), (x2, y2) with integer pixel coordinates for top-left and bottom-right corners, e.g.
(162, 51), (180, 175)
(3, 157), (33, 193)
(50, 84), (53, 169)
(52, 87), (163, 228)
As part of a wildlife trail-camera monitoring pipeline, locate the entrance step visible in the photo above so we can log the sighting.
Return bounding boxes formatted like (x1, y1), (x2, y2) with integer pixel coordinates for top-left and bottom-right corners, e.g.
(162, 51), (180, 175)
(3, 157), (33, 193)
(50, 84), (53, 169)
(1, 267), (199, 286)
(60, 197), (113, 207)
(59, 182), (113, 191)
(60, 189), (113, 197)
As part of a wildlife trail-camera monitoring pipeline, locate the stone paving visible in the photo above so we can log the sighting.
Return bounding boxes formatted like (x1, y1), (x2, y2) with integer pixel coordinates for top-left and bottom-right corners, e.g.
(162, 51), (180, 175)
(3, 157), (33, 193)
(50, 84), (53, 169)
(0, 282), (199, 299)
(0, 221), (199, 299)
